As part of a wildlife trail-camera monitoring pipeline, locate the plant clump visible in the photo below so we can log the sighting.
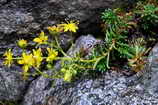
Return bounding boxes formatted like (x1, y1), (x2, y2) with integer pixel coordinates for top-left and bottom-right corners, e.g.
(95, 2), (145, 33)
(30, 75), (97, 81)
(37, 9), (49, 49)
(2, 21), (104, 81)
(2, 0), (158, 82)
(3, 21), (80, 80)
(95, 0), (158, 73)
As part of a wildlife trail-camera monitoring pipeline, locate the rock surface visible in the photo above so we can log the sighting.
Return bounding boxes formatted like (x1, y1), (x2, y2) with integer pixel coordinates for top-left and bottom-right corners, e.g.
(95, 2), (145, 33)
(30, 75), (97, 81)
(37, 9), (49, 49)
(45, 71), (158, 105)
(0, 0), (131, 36)
(67, 34), (101, 57)
(22, 71), (158, 105)
(140, 43), (158, 96)
(0, 65), (29, 101)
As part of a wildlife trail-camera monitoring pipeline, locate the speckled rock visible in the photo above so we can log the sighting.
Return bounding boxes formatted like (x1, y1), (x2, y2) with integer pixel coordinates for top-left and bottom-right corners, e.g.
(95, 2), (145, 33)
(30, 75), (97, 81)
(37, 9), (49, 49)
(0, 65), (30, 101)
(0, 9), (35, 34)
(0, 0), (133, 36)
(67, 34), (101, 57)
(22, 70), (158, 105)
(49, 71), (158, 105)
(140, 43), (158, 96)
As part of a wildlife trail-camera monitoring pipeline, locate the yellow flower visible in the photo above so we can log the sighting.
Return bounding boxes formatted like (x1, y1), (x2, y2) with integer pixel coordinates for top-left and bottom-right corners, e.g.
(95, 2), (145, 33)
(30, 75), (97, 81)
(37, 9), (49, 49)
(3, 49), (13, 67)
(61, 68), (71, 82)
(58, 21), (79, 33)
(33, 48), (43, 68)
(33, 31), (48, 44)
(17, 39), (28, 48)
(18, 52), (35, 73)
(64, 70), (72, 82)
(47, 26), (62, 35)
(61, 68), (77, 82)
(46, 48), (58, 62)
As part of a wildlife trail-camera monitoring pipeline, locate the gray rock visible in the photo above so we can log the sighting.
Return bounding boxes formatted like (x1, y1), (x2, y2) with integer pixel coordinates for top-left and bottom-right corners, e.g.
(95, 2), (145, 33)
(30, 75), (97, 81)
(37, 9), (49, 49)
(67, 34), (101, 57)
(58, 33), (74, 51)
(140, 43), (158, 96)
(0, 65), (29, 101)
(23, 70), (158, 105)
(21, 70), (55, 105)
(0, 9), (35, 34)
(0, 0), (132, 35)
(0, 0), (7, 6)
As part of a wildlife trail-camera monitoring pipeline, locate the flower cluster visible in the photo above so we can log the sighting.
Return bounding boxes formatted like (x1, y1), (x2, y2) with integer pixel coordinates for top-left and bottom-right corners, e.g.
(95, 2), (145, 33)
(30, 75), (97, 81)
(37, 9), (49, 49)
(61, 68), (77, 82)
(18, 52), (35, 73)
(33, 48), (43, 68)
(47, 26), (62, 35)
(17, 39), (28, 48)
(33, 31), (48, 45)
(58, 21), (79, 33)
(3, 47), (58, 74)
(46, 48), (58, 62)
(47, 20), (79, 35)
(3, 49), (13, 67)
(2, 20), (79, 81)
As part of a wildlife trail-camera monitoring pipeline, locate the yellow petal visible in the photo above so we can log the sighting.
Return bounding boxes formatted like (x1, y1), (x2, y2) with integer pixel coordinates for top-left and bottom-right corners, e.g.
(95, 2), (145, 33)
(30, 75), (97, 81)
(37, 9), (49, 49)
(33, 38), (42, 43)
(40, 31), (45, 36)
(18, 60), (24, 64)
(64, 71), (72, 82)
(23, 65), (29, 73)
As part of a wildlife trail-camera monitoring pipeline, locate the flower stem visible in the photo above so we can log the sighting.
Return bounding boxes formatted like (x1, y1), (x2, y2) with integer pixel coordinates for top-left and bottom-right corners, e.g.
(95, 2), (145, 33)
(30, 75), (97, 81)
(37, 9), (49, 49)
(54, 36), (69, 57)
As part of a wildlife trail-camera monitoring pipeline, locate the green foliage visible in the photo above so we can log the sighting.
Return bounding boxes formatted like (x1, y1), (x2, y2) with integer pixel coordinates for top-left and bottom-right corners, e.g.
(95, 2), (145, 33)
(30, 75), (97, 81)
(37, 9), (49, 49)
(88, 44), (108, 72)
(99, 9), (132, 71)
(142, 4), (158, 19)
(101, 9), (120, 28)
(0, 101), (17, 105)
(135, 1), (158, 31)
(97, 1), (155, 72)
(101, 8), (133, 32)
(127, 38), (150, 72)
